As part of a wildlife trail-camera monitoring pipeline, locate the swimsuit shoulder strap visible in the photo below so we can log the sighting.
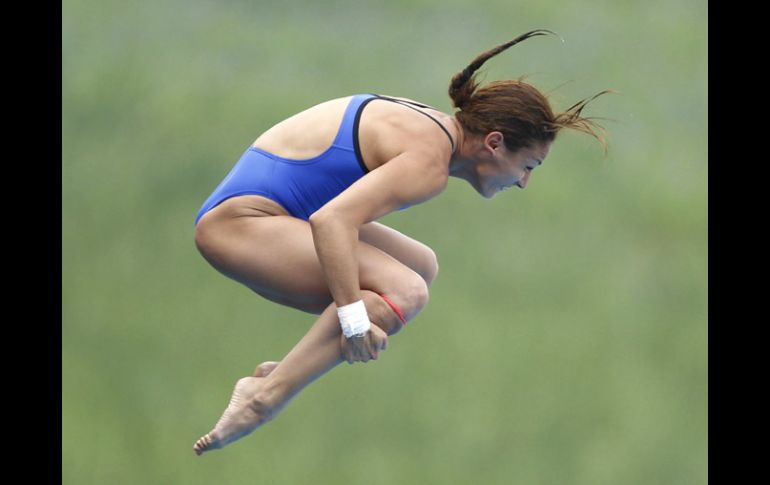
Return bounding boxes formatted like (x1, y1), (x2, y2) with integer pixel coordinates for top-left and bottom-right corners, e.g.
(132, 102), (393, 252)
(333, 94), (379, 150)
(374, 94), (456, 153)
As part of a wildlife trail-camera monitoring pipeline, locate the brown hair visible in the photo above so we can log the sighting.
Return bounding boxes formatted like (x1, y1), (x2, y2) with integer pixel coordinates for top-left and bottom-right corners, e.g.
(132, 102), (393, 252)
(449, 30), (612, 154)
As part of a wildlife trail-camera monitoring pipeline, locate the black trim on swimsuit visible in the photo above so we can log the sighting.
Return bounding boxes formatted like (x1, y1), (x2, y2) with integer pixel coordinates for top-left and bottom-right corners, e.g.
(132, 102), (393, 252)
(353, 96), (378, 174)
(374, 94), (456, 152)
(353, 94), (457, 174)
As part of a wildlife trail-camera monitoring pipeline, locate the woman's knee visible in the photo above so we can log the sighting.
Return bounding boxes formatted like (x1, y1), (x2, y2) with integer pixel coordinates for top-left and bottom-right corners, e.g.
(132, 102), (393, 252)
(361, 291), (400, 335)
(405, 273), (431, 317)
(421, 248), (439, 287)
(375, 270), (430, 326)
(360, 290), (410, 336)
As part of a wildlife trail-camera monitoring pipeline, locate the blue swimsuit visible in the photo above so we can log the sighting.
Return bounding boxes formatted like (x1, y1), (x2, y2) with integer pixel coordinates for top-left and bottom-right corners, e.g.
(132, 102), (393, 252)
(194, 94), (455, 224)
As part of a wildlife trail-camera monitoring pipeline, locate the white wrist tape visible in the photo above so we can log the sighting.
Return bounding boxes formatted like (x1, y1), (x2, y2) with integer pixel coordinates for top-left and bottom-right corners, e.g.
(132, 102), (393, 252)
(337, 300), (372, 338)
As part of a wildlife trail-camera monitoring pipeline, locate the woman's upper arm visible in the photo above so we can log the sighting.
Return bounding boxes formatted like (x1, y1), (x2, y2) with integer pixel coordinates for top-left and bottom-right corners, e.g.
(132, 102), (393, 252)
(311, 150), (448, 226)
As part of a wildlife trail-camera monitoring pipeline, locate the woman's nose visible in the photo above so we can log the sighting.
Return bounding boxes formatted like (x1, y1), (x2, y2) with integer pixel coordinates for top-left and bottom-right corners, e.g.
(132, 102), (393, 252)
(516, 172), (530, 189)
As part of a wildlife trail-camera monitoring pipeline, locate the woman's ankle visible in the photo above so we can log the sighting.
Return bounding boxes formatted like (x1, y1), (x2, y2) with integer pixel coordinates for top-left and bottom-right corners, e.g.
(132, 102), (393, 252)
(250, 377), (289, 420)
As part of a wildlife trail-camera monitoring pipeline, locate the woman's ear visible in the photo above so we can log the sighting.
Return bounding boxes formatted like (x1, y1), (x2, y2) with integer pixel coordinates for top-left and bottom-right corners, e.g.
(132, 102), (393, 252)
(484, 131), (504, 151)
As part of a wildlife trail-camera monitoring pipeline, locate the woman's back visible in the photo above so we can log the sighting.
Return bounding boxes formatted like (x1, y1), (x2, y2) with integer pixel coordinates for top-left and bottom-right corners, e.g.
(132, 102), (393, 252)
(252, 94), (457, 173)
(252, 96), (354, 162)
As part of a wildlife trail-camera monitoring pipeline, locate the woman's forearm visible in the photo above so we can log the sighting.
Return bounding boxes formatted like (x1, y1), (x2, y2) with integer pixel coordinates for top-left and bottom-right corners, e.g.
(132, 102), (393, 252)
(309, 213), (362, 307)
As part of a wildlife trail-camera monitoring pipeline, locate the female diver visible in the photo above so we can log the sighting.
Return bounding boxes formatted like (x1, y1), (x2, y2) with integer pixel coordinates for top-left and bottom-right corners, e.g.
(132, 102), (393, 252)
(192, 30), (610, 455)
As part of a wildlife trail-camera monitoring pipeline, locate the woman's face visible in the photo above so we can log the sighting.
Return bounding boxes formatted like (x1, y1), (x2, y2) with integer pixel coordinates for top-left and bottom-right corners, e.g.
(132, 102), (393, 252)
(473, 134), (552, 198)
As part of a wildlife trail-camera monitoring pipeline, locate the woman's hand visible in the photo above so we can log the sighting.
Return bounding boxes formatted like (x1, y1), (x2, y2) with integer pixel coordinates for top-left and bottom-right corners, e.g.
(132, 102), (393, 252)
(340, 325), (388, 364)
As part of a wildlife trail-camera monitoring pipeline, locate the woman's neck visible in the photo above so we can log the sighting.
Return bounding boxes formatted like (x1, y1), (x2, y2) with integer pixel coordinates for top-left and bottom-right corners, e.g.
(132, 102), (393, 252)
(448, 118), (476, 179)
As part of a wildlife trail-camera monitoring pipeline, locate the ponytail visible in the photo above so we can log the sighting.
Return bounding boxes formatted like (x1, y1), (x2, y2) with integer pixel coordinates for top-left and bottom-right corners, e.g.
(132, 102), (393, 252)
(447, 30), (613, 155)
(448, 29), (560, 110)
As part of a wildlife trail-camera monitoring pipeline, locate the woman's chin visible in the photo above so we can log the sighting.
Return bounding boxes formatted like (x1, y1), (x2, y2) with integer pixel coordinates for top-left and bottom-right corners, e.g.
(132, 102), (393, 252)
(474, 181), (496, 199)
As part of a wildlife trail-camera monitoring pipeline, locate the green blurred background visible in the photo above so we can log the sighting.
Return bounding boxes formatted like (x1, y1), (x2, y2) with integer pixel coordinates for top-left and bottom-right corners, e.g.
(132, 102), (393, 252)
(63, 0), (707, 483)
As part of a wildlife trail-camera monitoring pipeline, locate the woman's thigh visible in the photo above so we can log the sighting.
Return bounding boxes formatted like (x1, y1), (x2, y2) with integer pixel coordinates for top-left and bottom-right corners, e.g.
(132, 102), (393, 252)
(195, 198), (426, 315)
(359, 222), (439, 286)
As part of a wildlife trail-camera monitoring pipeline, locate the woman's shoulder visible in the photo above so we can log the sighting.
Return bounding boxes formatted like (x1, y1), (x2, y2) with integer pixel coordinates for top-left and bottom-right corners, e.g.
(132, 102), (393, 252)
(359, 94), (455, 164)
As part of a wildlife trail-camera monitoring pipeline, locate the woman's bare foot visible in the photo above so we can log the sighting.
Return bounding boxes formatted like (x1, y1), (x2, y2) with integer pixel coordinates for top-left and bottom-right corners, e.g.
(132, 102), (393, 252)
(253, 361), (280, 377)
(193, 376), (275, 456)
